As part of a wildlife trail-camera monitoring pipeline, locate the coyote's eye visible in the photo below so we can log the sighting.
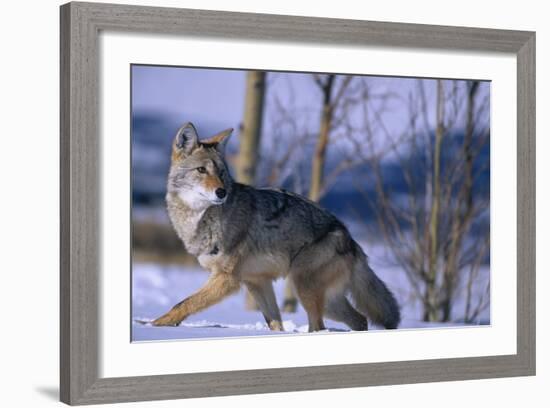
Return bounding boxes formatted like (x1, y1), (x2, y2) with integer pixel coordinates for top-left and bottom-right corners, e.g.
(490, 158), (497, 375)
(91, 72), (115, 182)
(196, 166), (207, 174)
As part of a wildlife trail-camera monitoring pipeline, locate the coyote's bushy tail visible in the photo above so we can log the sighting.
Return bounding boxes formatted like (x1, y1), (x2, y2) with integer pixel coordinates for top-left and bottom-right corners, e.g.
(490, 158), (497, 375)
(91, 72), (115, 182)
(349, 246), (401, 329)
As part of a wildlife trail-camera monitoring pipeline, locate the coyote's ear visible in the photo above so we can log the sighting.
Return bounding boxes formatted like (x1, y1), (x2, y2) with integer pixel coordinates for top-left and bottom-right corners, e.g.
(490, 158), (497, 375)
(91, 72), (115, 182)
(202, 128), (233, 155)
(173, 122), (199, 155)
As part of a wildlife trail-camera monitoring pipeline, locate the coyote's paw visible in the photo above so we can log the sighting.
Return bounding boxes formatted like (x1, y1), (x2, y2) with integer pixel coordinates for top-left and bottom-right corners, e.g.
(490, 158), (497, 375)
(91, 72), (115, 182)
(152, 312), (183, 327)
(268, 320), (285, 331)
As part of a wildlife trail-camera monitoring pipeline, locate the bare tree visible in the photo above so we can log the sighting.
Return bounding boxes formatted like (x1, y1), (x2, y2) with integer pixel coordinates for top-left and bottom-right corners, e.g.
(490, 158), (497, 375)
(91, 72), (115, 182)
(236, 71), (266, 185)
(237, 71), (267, 310)
(351, 78), (490, 323)
(440, 81), (482, 321)
(308, 75), (335, 201)
(309, 74), (353, 201)
(425, 80), (445, 321)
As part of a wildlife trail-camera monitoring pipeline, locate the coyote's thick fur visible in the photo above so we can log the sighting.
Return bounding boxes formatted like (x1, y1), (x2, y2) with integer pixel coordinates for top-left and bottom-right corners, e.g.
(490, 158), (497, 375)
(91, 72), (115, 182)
(152, 122), (400, 332)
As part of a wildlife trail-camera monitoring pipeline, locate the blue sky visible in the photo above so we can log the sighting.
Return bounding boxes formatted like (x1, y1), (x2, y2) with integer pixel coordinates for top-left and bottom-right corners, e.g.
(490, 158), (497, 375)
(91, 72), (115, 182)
(132, 64), (489, 148)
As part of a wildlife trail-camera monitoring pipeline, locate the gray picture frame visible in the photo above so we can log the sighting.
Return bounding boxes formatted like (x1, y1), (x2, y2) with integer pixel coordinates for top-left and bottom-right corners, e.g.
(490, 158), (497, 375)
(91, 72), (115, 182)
(60, 1), (536, 405)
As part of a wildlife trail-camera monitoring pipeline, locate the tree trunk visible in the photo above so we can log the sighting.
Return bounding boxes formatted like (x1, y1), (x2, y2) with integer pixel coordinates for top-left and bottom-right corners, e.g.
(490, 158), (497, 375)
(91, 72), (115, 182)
(238, 71), (266, 310)
(424, 80), (444, 322)
(309, 75), (335, 202)
(236, 71), (266, 186)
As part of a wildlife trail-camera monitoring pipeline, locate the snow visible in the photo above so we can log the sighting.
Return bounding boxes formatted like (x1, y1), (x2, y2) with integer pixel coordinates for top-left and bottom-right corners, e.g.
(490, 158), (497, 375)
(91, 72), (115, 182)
(133, 264), (316, 341)
(132, 244), (489, 342)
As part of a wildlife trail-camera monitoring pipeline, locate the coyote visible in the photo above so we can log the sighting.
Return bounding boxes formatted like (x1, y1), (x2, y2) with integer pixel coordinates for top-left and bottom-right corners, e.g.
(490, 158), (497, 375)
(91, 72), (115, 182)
(152, 122), (400, 332)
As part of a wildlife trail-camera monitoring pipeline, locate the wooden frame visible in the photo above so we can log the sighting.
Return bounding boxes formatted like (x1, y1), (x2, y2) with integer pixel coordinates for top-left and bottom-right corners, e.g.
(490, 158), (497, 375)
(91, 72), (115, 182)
(60, 1), (536, 405)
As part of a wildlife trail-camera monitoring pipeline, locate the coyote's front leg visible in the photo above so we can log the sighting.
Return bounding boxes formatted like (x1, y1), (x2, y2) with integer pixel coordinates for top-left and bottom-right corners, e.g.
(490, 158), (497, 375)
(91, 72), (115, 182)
(152, 273), (240, 327)
(244, 280), (284, 331)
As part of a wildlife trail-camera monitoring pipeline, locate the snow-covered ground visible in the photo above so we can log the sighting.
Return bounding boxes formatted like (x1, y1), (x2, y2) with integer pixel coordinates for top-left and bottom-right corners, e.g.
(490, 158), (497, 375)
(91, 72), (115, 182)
(132, 244), (489, 342)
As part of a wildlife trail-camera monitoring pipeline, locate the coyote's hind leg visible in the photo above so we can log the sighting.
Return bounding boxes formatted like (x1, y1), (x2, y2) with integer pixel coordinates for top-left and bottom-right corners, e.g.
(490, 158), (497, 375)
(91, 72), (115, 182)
(292, 277), (326, 332)
(325, 294), (368, 331)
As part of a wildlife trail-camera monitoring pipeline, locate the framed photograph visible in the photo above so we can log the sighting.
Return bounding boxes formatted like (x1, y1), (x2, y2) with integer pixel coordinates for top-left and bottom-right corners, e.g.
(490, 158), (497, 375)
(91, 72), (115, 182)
(60, 1), (535, 405)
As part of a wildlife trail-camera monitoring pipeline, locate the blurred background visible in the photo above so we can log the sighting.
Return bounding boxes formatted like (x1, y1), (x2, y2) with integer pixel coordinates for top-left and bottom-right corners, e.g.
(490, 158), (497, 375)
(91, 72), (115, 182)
(131, 65), (490, 341)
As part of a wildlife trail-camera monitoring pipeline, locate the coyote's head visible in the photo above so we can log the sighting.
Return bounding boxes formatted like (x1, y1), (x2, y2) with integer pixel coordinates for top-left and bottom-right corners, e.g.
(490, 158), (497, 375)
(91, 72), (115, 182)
(167, 122), (233, 210)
